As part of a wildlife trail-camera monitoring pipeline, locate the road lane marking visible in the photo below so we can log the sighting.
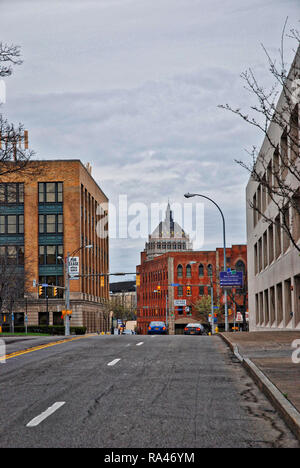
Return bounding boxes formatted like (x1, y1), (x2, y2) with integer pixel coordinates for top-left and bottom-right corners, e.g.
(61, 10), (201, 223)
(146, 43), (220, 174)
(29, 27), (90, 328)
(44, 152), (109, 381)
(136, 342), (144, 346)
(26, 402), (65, 427)
(107, 358), (121, 366)
(0, 335), (94, 362)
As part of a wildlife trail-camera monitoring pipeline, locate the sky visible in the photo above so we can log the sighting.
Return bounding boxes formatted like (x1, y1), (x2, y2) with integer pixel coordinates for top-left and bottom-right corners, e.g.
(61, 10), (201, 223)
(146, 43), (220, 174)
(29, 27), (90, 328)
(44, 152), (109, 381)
(1, 0), (299, 281)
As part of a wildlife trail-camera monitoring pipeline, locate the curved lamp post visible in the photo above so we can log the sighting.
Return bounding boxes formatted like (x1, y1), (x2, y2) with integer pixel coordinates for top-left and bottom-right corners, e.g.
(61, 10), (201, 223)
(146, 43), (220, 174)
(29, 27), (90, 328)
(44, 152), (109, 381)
(184, 193), (228, 332)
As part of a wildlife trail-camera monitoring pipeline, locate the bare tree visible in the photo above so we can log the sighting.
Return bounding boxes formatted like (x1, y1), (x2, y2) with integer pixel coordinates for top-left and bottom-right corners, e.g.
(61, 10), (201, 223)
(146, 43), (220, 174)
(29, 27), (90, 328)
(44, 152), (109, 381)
(219, 22), (300, 253)
(0, 248), (24, 328)
(0, 41), (35, 178)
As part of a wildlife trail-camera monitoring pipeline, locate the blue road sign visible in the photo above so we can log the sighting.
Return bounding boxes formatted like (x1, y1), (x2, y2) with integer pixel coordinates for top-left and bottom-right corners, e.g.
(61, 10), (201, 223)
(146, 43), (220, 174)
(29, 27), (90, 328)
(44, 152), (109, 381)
(220, 271), (243, 287)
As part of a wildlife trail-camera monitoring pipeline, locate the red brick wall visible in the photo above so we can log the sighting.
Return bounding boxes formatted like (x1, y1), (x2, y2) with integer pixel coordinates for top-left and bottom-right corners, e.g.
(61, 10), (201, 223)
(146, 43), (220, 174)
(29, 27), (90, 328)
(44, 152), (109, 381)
(136, 245), (247, 334)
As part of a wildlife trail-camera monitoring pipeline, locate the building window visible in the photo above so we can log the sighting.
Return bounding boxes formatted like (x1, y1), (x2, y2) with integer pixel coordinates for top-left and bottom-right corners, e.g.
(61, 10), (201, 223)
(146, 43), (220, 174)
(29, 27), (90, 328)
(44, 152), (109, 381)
(235, 260), (245, 274)
(178, 285), (183, 296)
(0, 214), (24, 234)
(177, 264), (183, 278)
(0, 183), (24, 204)
(0, 245), (24, 265)
(207, 264), (213, 277)
(39, 214), (63, 234)
(38, 182), (63, 203)
(186, 264), (191, 277)
(199, 264), (204, 277)
(39, 245), (63, 265)
(199, 286), (204, 296)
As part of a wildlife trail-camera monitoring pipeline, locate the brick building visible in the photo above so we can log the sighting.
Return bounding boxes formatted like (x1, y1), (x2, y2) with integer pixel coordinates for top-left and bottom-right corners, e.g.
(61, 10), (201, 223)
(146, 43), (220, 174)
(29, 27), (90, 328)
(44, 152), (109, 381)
(0, 159), (109, 332)
(137, 239), (247, 334)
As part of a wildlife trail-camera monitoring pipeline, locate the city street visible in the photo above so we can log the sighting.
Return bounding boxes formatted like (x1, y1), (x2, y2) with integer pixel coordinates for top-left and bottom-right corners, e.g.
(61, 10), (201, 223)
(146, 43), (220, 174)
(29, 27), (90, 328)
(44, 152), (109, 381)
(0, 334), (298, 448)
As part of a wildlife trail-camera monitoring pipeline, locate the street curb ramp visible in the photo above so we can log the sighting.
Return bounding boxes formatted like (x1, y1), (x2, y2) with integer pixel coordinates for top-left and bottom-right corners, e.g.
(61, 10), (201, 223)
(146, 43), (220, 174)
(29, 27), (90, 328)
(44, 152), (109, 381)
(219, 333), (300, 443)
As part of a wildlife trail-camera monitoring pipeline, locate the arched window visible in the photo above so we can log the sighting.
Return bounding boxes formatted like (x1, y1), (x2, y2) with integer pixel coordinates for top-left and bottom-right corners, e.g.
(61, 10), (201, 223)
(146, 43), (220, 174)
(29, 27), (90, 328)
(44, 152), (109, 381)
(198, 264), (204, 277)
(177, 264), (183, 278)
(235, 260), (245, 274)
(207, 264), (213, 277)
(186, 264), (191, 278)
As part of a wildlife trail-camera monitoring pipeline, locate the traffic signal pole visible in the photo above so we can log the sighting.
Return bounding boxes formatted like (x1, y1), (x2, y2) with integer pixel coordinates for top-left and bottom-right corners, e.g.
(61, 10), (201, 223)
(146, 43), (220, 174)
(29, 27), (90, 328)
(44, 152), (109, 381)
(65, 253), (71, 336)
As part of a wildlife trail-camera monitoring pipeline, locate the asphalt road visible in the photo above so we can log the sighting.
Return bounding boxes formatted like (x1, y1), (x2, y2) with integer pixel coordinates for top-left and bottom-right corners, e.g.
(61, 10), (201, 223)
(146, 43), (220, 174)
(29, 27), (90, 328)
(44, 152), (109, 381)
(0, 334), (299, 448)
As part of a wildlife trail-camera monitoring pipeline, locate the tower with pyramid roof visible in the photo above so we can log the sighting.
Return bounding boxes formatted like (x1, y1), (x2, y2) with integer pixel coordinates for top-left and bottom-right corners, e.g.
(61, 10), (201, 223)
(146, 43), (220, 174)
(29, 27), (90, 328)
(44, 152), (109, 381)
(144, 202), (193, 259)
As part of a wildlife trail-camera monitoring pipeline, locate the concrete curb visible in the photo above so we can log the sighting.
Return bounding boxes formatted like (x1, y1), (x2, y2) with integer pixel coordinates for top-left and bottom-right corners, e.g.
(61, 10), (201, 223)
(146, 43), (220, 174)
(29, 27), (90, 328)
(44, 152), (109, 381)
(219, 333), (300, 442)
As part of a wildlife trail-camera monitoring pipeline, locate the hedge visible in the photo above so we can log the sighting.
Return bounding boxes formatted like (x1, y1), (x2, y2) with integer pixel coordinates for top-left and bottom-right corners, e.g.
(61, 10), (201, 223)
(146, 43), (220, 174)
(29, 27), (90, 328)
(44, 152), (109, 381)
(0, 325), (87, 335)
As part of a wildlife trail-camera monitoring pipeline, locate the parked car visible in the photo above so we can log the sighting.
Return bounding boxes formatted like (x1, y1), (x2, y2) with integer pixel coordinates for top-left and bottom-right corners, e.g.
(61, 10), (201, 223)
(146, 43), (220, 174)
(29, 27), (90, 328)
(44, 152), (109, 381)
(184, 323), (205, 335)
(147, 321), (168, 335)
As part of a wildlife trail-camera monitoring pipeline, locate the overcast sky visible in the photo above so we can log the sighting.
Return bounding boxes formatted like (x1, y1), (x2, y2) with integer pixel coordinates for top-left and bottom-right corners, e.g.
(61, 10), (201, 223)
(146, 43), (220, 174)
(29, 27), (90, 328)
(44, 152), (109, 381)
(1, 0), (299, 280)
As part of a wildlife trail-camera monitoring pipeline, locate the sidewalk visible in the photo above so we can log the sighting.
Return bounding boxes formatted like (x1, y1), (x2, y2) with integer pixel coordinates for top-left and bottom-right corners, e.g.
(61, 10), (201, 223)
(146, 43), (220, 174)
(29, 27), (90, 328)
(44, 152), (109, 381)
(220, 331), (300, 441)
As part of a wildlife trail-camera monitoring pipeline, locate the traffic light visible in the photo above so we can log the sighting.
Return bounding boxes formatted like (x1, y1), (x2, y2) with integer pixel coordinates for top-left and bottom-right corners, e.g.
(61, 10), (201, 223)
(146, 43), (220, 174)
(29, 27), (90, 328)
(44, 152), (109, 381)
(100, 276), (104, 287)
(38, 285), (43, 296)
(157, 285), (161, 294)
(186, 286), (191, 295)
(53, 287), (58, 297)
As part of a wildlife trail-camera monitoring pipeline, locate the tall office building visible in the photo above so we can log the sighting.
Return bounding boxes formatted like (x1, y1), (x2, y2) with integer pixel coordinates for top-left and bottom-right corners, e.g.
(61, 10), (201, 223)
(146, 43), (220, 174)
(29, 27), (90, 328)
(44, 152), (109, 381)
(0, 159), (109, 332)
(246, 46), (300, 331)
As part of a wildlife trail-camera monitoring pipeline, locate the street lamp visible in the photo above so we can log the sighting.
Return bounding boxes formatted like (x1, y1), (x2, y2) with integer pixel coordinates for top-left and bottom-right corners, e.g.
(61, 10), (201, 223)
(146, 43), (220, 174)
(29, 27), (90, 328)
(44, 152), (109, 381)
(184, 192), (228, 332)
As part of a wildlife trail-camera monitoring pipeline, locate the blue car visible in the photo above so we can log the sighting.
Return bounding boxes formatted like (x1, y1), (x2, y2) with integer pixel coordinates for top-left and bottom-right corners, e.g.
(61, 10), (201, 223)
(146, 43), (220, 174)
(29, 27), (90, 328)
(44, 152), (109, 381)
(147, 321), (167, 335)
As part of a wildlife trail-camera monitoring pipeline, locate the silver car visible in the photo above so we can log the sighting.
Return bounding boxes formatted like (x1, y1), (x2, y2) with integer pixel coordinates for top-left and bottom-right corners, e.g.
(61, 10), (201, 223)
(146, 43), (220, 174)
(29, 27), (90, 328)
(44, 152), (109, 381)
(184, 323), (205, 335)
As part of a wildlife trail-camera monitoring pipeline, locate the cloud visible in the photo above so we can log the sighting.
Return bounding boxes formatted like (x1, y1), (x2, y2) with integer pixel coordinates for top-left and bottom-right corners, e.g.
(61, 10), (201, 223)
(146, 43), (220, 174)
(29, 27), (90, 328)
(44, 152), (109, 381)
(1, 0), (299, 275)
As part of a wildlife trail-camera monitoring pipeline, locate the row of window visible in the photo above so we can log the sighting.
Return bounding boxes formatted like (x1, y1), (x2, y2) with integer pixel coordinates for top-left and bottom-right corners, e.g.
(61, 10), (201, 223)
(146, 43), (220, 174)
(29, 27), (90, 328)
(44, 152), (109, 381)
(142, 270), (168, 283)
(0, 214), (65, 235)
(0, 182), (64, 205)
(177, 264), (213, 278)
(147, 242), (187, 250)
(141, 285), (211, 300)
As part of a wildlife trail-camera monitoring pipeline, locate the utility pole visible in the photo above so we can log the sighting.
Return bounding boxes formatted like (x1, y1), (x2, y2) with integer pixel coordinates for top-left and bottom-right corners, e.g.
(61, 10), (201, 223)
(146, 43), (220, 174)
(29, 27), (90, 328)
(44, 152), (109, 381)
(64, 253), (71, 336)
(166, 294), (168, 328)
(210, 276), (215, 335)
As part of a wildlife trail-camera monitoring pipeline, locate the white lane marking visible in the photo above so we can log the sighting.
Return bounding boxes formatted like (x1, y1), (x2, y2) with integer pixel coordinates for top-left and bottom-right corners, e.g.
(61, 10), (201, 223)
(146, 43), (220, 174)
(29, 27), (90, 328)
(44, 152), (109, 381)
(107, 358), (121, 366)
(136, 342), (144, 346)
(26, 402), (65, 427)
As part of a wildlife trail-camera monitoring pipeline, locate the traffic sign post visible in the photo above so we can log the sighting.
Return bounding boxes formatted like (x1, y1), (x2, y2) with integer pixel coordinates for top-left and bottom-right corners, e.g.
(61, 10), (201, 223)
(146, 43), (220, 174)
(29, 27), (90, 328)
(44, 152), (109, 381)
(220, 271), (243, 288)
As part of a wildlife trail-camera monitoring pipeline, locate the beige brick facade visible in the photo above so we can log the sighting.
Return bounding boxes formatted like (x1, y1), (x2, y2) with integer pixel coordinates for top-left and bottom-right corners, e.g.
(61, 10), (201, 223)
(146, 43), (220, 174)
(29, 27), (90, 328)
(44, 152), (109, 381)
(0, 160), (110, 333)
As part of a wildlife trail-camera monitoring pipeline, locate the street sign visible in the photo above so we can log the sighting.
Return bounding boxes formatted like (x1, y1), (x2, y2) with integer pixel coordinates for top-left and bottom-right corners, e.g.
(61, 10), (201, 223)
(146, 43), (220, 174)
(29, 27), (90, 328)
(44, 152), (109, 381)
(174, 299), (186, 306)
(185, 306), (190, 312)
(220, 271), (243, 288)
(171, 283), (180, 287)
(69, 256), (79, 279)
